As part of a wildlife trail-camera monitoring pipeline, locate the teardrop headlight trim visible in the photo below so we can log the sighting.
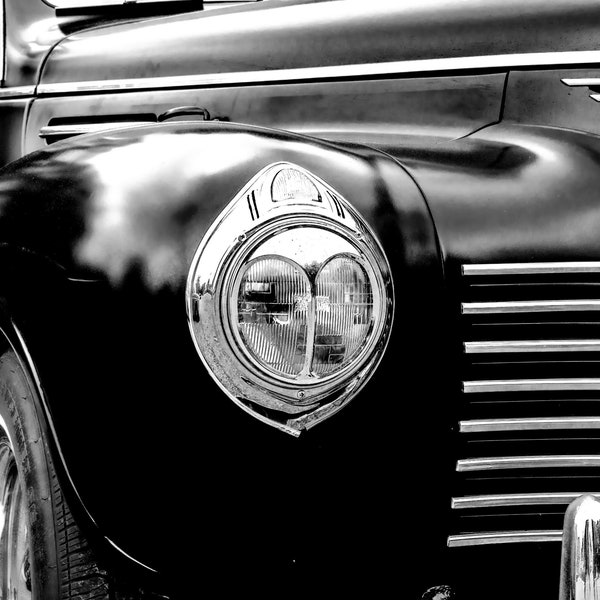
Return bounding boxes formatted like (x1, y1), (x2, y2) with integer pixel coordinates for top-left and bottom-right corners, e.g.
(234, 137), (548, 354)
(186, 163), (394, 436)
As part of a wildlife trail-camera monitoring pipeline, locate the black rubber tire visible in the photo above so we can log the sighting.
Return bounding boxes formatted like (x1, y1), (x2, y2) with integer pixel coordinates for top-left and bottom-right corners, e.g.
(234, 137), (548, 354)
(0, 350), (110, 600)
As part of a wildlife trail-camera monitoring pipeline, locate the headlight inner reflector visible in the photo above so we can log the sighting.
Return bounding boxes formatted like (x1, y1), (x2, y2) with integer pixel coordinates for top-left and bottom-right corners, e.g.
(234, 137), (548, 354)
(237, 257), (310, 377)
(313, 256), (373, 376)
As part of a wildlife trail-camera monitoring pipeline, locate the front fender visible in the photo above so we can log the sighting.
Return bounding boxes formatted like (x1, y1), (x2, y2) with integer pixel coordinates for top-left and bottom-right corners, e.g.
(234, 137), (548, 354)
(0, 121), (444, 593)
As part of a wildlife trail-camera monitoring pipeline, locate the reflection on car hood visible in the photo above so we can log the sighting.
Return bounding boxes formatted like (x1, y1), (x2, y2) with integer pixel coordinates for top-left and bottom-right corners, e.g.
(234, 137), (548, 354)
(40, 0), (600, 89)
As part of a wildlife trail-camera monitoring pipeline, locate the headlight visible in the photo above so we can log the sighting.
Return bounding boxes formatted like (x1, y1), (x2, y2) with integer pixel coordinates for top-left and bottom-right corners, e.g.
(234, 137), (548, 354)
(186, 164), (393, 435)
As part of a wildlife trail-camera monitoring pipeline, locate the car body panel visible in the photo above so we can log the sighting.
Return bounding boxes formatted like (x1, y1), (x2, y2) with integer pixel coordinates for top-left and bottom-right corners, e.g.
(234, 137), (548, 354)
(38, 0), (600, 88)
(4, 114), (600, 596)
(504, 68), (600, 135)
(24, 72), (506, 153)
(5, 0), (62, 88)
(2, 0), (600, 597)
(0, 121), (446, 594)
(385, 123), (600, 267)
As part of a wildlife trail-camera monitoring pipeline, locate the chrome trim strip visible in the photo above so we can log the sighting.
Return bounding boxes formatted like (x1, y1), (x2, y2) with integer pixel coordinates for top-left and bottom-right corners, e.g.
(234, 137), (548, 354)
(465, 340), (600, 353)
(0, 86), (35, 99)
(590, 94), (600, 103)
(563, 78), (600, 87)
(104, 537), (158, 574)
(462, 300), (600, 314)
(460, 417), (600, 432)
(452, 493), (600, 509)
(37, 50), (600, 96)
(457, 455), (600, 472)
(463, 379), (600, 393)
(39, 121), (156, 139)
(447, 530), (562, 547)
(463, 262), (600, 276)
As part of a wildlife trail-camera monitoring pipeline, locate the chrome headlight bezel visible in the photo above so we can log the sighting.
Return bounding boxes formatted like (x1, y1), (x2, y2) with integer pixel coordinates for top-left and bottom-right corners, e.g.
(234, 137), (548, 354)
(186, 163), (394, 435)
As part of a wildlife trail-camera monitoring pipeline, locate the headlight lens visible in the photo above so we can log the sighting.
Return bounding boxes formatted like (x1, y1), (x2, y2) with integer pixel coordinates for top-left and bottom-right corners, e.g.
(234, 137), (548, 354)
(234, 250), (375, 380)
(187, 163), (393, 435)
(236, 257), (310, 377)
(313, 256), (373, 376)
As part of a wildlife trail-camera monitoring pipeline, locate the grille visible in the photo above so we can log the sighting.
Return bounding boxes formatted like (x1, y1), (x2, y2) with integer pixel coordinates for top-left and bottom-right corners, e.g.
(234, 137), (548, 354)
(449, 262), (600, 547)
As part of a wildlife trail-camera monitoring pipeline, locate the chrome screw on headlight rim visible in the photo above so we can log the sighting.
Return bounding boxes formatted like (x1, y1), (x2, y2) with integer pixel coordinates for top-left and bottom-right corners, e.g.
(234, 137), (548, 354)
(186, 163), (393, 435)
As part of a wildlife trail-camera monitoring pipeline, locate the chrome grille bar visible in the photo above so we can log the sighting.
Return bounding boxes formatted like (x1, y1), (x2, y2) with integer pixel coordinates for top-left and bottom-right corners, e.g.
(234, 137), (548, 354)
(463, 379), (600, 394)
(463, 262), (600, 276)
(452, 493), (600, 510)
(454, 261), (600, 546)
(457, 455), (600, 472)
(460, 417), (600, 433)
(462, 300), (600, 315)
(464, 340), (600, 353)
(447, 530), (562, 547)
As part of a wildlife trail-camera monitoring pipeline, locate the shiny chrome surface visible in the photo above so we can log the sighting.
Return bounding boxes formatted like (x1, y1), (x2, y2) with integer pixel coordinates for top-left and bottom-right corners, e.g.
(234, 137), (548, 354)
(464, 340), (600, 353)
(463, 262), (600, 276)
(462, 300), (600, 315)
(421, 586), (454, 600)
(456, 260), (600, 552)
(559, 495), (600, 600)
(36, 50), (600, 97)
(563, 79), (600, 87)
(0, 87), (35, 100)
(463, 379), (600, 393)
(453, 493), (600, 510)
(447, 530), (562, 547)
(457, 456), (600, 472)
(39, 121), (156, 139)
(0, 427), (31, 599)
(460, 417), (600, 433)
(186, 162), (394, 435)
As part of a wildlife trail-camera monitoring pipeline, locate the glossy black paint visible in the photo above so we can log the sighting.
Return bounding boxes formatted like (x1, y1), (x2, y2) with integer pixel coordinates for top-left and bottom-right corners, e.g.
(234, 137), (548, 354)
(39, 0), (600, 88)
(8, 113), (600, 598)
(4, 0), (55, 87)
(25, 72), (506, 154)
(378, 122), (600, 599)
(4, 0), (600, 597)
(8, 110), (600, 597)
(0, 121), (449, 595)
(387, 123), (600, 266)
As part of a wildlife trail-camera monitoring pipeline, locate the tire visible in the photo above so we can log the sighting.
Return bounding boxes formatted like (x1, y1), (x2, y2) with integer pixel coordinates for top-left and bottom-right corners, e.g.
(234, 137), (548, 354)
(0, 350), (110, 600)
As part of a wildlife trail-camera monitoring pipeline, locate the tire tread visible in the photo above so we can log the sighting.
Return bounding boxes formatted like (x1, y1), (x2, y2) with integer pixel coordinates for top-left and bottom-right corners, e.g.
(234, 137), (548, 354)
(0, 351), (161, 600)
(50, 451), (110, 600)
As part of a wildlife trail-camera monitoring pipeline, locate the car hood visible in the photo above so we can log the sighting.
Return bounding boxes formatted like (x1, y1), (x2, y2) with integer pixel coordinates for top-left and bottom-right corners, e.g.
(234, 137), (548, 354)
(39, 0), (600, 89)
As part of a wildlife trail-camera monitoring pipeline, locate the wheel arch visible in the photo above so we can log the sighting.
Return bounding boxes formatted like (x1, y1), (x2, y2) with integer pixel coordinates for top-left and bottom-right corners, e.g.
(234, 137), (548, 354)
(0, 247), (161, 588)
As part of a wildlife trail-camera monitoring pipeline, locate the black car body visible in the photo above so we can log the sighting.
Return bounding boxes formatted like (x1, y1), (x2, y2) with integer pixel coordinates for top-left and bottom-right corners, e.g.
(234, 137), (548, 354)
(1, 0), (600, 598)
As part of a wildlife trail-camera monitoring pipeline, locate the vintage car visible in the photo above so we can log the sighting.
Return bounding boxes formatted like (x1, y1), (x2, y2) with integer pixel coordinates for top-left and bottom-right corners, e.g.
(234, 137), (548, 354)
(3, 0), (600, 598)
